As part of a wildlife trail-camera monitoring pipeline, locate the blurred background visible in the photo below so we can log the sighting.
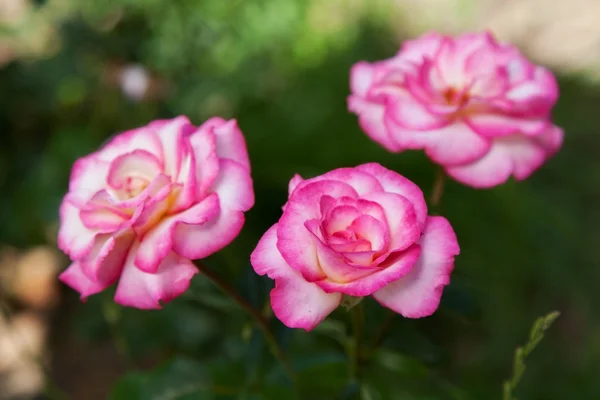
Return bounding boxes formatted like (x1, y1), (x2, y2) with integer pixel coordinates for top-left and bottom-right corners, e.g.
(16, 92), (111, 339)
(0, 0), (599, 399)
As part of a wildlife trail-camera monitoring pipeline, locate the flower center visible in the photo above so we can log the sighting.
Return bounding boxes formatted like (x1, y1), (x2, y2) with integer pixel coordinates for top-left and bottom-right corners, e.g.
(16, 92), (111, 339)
(442, 86), (470, 106)
(124, 175), (150, 199)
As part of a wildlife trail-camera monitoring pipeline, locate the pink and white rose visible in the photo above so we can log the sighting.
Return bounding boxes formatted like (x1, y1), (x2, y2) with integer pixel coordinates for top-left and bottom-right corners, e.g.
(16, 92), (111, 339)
(58, 116), (254, 309)
(250, 163), (459, 331)
(348, 31), (563, 188)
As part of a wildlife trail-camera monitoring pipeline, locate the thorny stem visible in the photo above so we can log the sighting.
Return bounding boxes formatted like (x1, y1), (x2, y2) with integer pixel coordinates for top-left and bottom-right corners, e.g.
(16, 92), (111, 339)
(195, 262), (297, 387)
(0, 298), (70, 400)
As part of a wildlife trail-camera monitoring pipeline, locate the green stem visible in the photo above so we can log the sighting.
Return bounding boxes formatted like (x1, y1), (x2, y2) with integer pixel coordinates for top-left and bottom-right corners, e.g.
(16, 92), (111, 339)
(370, 310), (394, 351)
(195, 262), (297, 387)
(430, 166), (447, 210)
(350, 303), (364, 381)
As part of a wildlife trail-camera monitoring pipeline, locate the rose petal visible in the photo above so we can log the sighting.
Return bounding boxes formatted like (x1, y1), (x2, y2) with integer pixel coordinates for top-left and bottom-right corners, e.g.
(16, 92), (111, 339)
(212, 118), (251, 171)
(153, 116), (193, 177)
(57, 196), (98, 259)
(211, 159), (254, 212)
(288, 174), (304, 197)
(360, 191), (420, 252)
(422, 122), (492, 166)
(373, 216), (459, 318)
(79, 233), (133, 284)
(174, 208), (245, 261)
(355, 163), (427, 229)
(134, 193), (220, 272)
(115, 244), (198, 309)
(277, 180), (358, 281)
(350, 62), (376, 97)
(317, 245), (421, 296)
(59, 262), (110, 301)
(250, 225), (342, 331)
(107, 150), (163, 190)
(465, 114), (548, 137)
(188, 127), (219, 199)
(348, 96), (402, 152)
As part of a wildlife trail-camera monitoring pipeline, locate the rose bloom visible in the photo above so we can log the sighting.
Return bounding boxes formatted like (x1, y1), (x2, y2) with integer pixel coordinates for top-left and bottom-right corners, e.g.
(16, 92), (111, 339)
(58, 116), (254, 309)
(250, 163), (459, 331)
(348, 31), (563, 188)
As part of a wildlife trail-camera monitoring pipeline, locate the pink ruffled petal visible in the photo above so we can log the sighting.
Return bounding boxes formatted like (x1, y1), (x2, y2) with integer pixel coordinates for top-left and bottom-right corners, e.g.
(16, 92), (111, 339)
(360, 191), (420, 252)
(387, 95), (449, 130)
(57, 196), (98, 259)
(99, 126), (163, 163)
(153, 116), (192, 178)
(188, 127), (219, 199)
(445, 131), (557, 188)
(115, 243), (198, 309)
(276, 180), (358, 281)
(324, 205), (361, 234)
(79, 233), (133, 284)
(59, 262), (110, 301)
(465, 114), (548, 137)
(350, 62), (375, 97)
(68, 156), (111, 196)
(212, 118), (251, 172)
(355, 163), (428, 229)
(445, 143), (513, 188)
(210, 159), (254, 212)
(423, 122), (492, 166)
(317, 245), (421, 297)
(348, 96), (402, 152)
(106, 150), (163, 190)
(173, 208), (245, 261)
(398, 32), (444, 62)
(287, 174), (304, 197)
(373, 216), (459, 318)
(135, 193), (220, 273)
(169, 143), (197, 213)
(350, 214), (388, 252)
(250, 225), (342, 331)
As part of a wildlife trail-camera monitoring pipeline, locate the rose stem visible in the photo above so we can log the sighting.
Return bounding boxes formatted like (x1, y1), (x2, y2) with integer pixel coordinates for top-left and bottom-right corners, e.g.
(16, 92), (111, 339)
(349, 302), (364, 381)
(195, 262), (297, 388)
(430, 165), (447, 210)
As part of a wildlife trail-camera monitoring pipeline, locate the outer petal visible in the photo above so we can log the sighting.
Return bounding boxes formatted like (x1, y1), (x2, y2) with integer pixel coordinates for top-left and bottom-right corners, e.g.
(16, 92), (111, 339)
(355, 163), (427, 229)
(250, 225), (342, 331)
(59, 262), (110, 301)
(348, 96), (401, 152)
(57, 196), (98, 259)
(212, 118), (251, 171)
(423, 123), (492, 166)
(115, 244), (198, 309)
(79, 233), (133, 284)
(134, 193), (220, 272)
(373, 216), (459, 318)
(153, 116), (192, 177)
(294, 168), (383, 196)
(445, 143), (513, 188)
(99, 126), (163, 163)
(316, 245), (421, 296)
(189, 127), (219, 199)
(211, 159), (254, 212)
(287, 174), (304, 197)
(465, 114), (548, 137)
(350, 62), (375, 97)
(174, 209), (245, 260)
(68, 156), (111, 196)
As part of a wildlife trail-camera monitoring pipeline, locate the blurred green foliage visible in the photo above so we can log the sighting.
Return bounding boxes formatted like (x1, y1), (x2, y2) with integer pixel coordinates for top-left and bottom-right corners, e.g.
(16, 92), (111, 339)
(1, 0), (599, 399)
